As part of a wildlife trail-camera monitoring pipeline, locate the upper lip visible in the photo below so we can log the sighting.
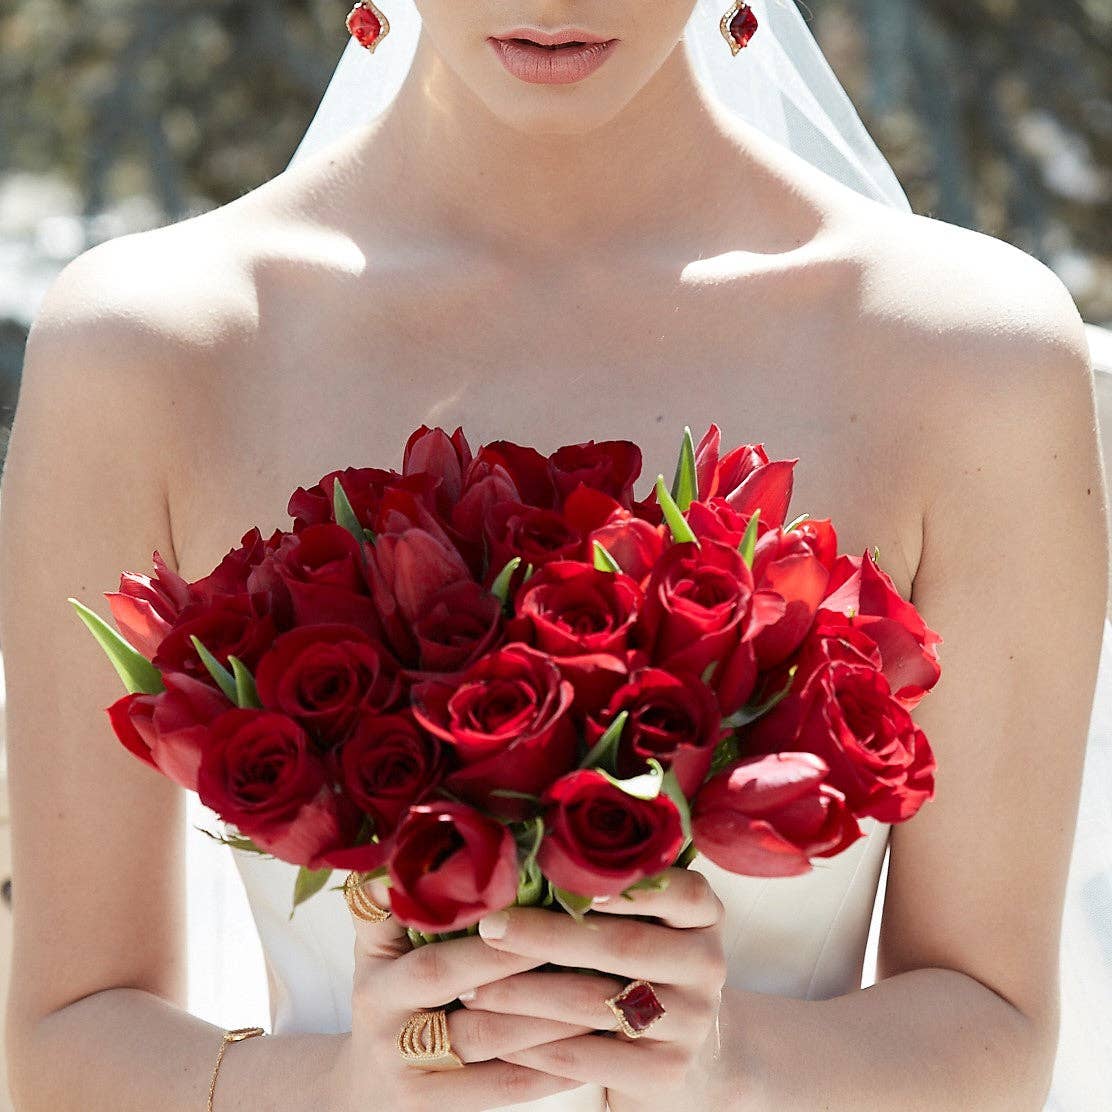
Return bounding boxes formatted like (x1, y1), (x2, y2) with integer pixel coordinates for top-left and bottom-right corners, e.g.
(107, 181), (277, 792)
(494, 27), (614, 46)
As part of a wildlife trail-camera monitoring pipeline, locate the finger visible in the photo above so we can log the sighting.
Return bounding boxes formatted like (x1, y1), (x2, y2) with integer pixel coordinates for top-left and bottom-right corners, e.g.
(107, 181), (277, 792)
(345, 872), (410, 959)
(447, 1009), (595, 1063)
(402, 1059), (586, 1112)
(590, 867), (724, 929)
(373, 934), (550, 1014)
(460, 971), (698, 1042)
(477, 907), (724, 986)
(502, 1032), (690, 1093)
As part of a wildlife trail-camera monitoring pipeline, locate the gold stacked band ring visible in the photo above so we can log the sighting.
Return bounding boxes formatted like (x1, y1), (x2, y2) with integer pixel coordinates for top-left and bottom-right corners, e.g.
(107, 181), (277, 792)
(397, 1008), (465, 1071)
(343, 870), (392, 923)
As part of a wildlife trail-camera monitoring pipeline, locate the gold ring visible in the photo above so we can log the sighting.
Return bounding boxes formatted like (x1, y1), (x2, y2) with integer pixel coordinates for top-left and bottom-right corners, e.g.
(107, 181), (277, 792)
(397, 1008), (465, 1071)
(343, 870), (392, 923)
(604, 979), (667, 1039)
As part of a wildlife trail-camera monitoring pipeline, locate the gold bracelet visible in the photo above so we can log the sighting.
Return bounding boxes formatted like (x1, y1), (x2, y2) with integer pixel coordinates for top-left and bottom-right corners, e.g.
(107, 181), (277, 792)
(207, 1026), (266, 1111)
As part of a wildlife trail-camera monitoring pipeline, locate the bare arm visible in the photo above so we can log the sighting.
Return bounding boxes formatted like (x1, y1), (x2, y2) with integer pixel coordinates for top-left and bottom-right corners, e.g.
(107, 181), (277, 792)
(707, 252), (1110, 1109)
(0, 236), (353, 1111)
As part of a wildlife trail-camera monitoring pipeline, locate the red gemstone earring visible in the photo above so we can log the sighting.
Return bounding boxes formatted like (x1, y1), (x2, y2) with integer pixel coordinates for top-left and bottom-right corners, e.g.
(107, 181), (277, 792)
(347, 1), (390, 52)
(720, 2), (758, 55)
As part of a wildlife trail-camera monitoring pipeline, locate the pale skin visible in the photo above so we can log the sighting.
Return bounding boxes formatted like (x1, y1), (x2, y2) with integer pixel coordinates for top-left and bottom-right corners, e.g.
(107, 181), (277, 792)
(1, 0), (1107, 1107)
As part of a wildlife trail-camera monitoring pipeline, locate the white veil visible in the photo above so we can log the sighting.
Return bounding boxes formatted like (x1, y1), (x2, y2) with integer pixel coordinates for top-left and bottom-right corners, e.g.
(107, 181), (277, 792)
(280, 1), (1111, 1105)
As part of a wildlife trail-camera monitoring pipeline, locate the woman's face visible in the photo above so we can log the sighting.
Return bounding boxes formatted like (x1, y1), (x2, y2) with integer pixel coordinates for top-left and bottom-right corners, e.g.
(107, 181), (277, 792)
(411, 1), (700, 134)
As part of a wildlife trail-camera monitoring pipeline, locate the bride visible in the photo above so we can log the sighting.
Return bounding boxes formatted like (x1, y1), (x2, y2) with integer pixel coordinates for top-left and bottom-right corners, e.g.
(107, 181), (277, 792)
(1, 1), (1107, 1109)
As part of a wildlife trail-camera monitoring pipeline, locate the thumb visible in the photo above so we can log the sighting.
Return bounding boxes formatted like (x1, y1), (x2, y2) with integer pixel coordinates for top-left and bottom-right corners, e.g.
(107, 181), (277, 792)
(344, 870), (410, 960)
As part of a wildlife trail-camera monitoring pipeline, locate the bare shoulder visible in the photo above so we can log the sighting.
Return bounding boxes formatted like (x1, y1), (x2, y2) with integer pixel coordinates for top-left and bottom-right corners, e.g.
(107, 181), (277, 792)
(826, 200), (1096, 507)
(28, 206), (261, 368)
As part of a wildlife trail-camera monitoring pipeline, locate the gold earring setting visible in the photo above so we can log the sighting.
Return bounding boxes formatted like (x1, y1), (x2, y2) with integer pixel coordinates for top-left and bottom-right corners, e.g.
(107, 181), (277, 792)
(720, 2), (759, 55)
(347, 1), (390, 52)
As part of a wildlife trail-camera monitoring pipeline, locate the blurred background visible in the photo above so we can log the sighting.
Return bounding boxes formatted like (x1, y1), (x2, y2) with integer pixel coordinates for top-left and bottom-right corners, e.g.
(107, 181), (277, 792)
(1, 1), (1110, 1109)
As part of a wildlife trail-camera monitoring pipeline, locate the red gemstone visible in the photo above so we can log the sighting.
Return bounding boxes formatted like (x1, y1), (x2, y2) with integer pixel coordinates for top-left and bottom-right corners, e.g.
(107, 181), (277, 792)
(729, 4), (759, 49)
(610, 980), (666, 1033)
(347, 3), (382, 49)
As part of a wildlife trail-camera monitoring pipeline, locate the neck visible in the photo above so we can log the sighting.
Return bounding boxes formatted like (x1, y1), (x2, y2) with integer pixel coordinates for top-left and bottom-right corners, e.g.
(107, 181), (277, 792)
(345, 27), (818, 261)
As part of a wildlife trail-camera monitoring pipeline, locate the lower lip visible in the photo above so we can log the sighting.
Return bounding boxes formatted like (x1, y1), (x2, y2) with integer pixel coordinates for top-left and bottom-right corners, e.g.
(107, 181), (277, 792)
(489, 37), (618, 85)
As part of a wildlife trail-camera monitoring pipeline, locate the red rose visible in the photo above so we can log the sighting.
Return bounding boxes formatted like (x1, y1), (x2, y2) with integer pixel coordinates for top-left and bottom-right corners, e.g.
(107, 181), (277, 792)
(637, 538), (785, 688)
(537, 770), (686, 898)
(747, 659), (936, 823)
(506, 560), (643, 657)
(363, 524), (473, 665)
(387, 802), (520, 933)
(105, 546), (194, 658)
(547, 439), (642, 509)
(471, 440), (557, 509)
(151, 592), (276, 684)
(561, 485), (665, 586)
(818, 548), (942, 708)
(483, 502), (584, 590)
(585, 668), (725, 797)
(196, 708), (359, 869)
(451, 458), (521, 546)
(691, 752), (862, 877)
(748, 519), (838, 669)
(248, 523), (381, 636)
(333, 710), (442, 838)
(411, 579), (503, 674)
(412, 644), (577, 817)
(287, 466), (427, 533)
(692, 424), (798, 528)
(402, 424), (474, 513)
(107, 670), (230, 791)
(253, 623), (403, 746)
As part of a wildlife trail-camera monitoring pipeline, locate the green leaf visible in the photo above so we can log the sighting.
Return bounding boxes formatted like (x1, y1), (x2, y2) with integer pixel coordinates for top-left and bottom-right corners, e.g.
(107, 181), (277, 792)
(193, 825), (271, 855)
(737, 509), (760, 568)
(362, 526), (377, 543)
(708, 732), (741, 778)
(675, 840), (698, 869)
(598, 757), (665, 801)
(654, 474), (699, 547)
(660, 768), (692, 842)
(669, 425), (699, 512)
(67, 597), (164, 695)
(578, 709), (629, 771)
(784, 513), (810, 532)
(553, 886), (594, 921)
(872, 544), (880, 563)
(332, 479), (366, 545)
(491, 556), (522, 606)
(490, 788), (542, 804)
(592, 540), (622, 574)
(522, 562), (536, 584)
(228, 655), (262, 709)
(289, 866), (333, 919)
(620, 872), (672, 899)
(700, 660), (719, 685)
(190, 635), (238, 703)
(516, 857), (545, 907)
(722, 664), (799, 728)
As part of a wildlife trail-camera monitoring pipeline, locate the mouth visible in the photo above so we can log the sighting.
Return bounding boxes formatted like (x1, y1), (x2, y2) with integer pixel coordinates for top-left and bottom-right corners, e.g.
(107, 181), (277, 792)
(494, 27), (615, 48)
(488, 35), (619, 84)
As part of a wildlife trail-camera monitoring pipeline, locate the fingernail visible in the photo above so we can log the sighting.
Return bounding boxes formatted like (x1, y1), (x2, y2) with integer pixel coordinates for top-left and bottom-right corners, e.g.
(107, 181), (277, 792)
(591, 895), (612, 906)
(478, 911), (509, 940)
(458, 989), (477, 1003)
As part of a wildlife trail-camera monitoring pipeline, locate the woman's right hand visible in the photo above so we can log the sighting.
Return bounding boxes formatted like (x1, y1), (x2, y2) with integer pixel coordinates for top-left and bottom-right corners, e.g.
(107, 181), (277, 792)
(335, 876), (592, 1112)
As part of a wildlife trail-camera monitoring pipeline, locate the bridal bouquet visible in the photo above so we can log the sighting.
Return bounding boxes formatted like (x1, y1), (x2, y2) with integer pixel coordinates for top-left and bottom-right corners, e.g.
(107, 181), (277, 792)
(70, 424), (941, 939)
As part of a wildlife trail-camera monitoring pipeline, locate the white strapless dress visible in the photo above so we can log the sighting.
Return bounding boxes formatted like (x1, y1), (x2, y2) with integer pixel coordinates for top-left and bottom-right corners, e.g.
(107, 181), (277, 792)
(188, 619), (1112, 1111)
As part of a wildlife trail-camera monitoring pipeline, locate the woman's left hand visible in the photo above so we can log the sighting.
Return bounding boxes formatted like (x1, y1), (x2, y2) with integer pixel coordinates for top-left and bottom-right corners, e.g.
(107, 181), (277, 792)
(459, 867), (729, 1106)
